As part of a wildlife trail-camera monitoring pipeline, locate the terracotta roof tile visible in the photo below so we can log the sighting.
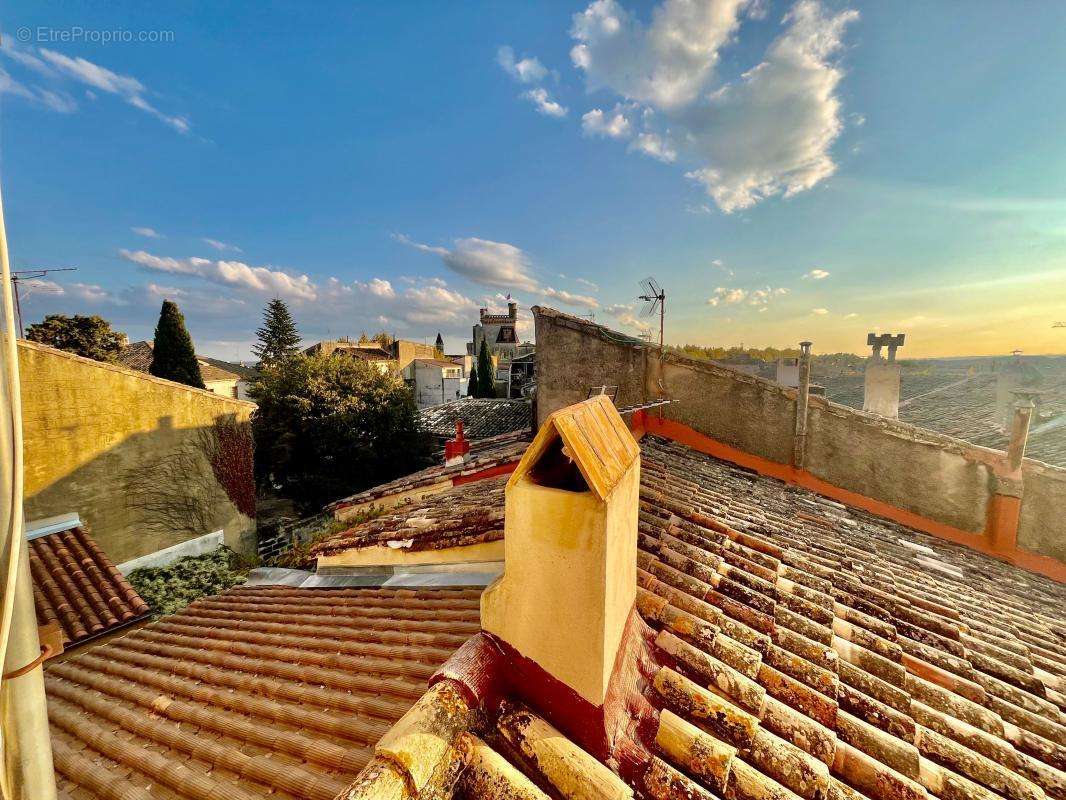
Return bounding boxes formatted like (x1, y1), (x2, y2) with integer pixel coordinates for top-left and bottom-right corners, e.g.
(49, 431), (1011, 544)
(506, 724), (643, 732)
(47, 585), (482, 800)
(342, 432), (1066, 800)
(29, 526), (150, 647)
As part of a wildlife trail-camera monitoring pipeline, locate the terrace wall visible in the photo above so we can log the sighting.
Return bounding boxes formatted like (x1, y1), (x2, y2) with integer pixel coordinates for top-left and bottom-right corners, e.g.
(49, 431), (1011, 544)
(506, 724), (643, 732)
(534, 307), (1063, 576)
(19, 340), (256, 562)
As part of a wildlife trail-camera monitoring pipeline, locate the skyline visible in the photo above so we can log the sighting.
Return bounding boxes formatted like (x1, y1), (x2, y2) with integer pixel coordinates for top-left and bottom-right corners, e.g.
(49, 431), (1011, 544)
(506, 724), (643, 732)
(2, 1), (1065, 359)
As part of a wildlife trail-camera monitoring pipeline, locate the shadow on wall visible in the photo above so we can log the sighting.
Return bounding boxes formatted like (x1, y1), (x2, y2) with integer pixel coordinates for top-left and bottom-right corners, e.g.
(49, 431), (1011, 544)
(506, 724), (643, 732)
(24, 414), (256, 564)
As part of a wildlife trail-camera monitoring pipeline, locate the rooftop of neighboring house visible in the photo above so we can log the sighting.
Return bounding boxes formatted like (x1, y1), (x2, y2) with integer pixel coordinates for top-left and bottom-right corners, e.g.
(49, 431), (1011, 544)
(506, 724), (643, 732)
(818, 356), (1066, 467)
(312, 410), (1066, 800)
(118, 340), (241, 383)
(412, 357), (461, 369)
(27, 518), (150, 650)
(46, 583), (482, 800)
(198, 355), (260, 380)
(417, 397), (532, 440)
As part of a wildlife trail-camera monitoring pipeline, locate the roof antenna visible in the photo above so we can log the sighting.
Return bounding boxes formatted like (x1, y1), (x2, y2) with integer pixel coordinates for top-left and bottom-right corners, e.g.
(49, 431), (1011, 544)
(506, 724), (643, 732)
(638, 276), (665, 356)
(11, 267), (77, 337)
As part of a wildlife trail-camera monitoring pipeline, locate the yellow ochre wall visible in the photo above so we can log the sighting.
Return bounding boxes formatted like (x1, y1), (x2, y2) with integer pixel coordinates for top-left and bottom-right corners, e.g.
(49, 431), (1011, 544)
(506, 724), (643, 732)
(19, 340), (257, 563)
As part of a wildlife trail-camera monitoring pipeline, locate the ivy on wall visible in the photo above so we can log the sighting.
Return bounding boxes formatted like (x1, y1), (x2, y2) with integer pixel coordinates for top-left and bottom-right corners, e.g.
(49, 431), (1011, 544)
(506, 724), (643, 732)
(211, 417), (257, 518)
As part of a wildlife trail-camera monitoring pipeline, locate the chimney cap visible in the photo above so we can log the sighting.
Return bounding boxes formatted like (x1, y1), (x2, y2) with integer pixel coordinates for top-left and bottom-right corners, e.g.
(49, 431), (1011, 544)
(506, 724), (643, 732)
(510, 395), (638, 501)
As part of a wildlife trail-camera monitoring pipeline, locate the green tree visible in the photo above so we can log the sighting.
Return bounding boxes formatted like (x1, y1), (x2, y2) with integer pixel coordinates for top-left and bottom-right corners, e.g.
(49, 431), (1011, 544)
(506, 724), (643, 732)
(149, 300), (205, 389)
(476, 339), (496, 398)
(252, 298), (301, 365)
(26, 314), (126, 362)
(251, 354), (433, 510)
(466, 363), (478, 397)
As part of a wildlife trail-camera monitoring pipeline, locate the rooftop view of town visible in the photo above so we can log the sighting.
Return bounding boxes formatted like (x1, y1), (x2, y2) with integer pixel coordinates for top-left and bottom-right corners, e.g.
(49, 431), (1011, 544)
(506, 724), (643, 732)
(0, 2), (1063, 800)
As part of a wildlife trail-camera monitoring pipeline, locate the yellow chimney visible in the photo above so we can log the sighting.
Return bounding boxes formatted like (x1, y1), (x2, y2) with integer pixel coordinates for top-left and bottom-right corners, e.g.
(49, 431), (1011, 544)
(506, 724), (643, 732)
(480, 394), (640, 706)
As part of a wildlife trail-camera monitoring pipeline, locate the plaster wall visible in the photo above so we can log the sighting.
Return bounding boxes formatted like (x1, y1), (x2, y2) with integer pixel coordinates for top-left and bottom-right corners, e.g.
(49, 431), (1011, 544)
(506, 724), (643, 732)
(1018, 464), (1066, 562)
(19, 340), (256, 562)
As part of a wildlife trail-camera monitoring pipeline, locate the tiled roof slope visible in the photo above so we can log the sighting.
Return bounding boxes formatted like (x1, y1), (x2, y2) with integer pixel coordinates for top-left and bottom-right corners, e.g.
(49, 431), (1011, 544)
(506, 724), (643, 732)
(29, 526), (150, 647)
(47, 585), (482, 800)
(371, 434), (1066, 800)
(118, 340), (241, 382)
(316, 477), (507, 555)
(327, 432), (528, 513)
(418, 397), (532, 440)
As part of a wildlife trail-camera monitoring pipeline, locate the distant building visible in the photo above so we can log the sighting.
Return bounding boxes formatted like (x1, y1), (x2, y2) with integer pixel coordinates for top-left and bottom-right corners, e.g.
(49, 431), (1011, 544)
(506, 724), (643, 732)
(469, 302), (534, 396)
(405, 358), (465, 408)
(302, 339), (395, 374)
(119, 341), (252, 400)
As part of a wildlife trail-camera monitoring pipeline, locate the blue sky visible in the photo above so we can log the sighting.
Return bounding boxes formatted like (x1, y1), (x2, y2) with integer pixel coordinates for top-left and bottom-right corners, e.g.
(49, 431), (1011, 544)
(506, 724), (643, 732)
(3, 0), (1065, 359)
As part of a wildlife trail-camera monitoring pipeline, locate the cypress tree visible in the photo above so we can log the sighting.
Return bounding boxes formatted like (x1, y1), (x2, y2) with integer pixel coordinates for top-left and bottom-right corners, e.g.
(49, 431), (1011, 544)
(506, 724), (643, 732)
(466, 364), (478, 397)
(476, 339), (496, 398)
(149, 300), (205, 389)
(253, 298), (301, 365)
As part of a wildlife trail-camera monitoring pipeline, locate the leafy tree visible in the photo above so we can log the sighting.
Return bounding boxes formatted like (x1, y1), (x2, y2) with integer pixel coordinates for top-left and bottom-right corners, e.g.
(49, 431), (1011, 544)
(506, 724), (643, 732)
(149, 300), (205, 389)
(359, 330), (393, 349)
(476, 339), (496, 398)
(251, 354), (434, 511)
(252, 298), (301, 365)
(26, 314), (125, 362)
(466, 364), (478, 397)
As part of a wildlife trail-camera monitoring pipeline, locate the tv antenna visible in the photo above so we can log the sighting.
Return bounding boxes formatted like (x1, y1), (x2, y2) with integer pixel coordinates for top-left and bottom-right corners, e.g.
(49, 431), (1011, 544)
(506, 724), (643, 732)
(11, 267), (77, 337)
(638, 276), (665, 355)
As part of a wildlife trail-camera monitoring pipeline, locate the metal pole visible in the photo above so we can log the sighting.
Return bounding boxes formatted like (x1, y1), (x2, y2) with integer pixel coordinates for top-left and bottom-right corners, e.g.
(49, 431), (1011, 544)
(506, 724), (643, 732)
(793, 341), (813, 469)
(10, 279), (22, 339)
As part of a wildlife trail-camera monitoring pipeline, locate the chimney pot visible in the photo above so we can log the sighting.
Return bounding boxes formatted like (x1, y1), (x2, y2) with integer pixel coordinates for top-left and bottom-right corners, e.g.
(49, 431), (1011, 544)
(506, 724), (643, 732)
(444, 418), (471, 466)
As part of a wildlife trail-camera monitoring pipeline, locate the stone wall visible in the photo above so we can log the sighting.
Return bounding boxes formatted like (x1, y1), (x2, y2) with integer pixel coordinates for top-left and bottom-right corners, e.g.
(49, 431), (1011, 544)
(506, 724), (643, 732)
(533, 307), (1062, 565)
(20, 340), (256, 562)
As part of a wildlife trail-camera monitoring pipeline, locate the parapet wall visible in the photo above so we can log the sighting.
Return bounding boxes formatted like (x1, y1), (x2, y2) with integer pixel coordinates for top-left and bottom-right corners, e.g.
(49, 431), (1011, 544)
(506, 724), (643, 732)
(534, 307), (1063, 576)
(19, 340), (257, 562)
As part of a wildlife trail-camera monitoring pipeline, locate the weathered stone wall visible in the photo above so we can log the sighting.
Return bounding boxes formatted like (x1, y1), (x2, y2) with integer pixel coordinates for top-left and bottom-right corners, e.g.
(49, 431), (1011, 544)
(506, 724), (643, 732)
(1018, 463), (1066, 562)
(803, 401), (992, 533)
(20, 340), (256, 562)
(534, 307), (1063, 561)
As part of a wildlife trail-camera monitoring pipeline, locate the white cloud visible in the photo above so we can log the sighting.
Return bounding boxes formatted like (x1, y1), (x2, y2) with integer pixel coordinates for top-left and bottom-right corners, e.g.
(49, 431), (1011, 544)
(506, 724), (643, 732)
(630, 132), (676, 162)
(202, 238), (243, 253)
(132, 227), (163, 238)
(119, 249), (316, 301)
(395, 234), (540, 292)
(570, 0), (858, 212)
(679, 2), (858, 211)
(0, 65), (77, 112)
(582, 106), (632, 138)
(21, 278), (118, 305)
(497, 46), (549, 84)
(522, 87), (568, 117)
(844, 312), (858, 318)
(570, 0), (750, 110)
(575, 277), (600, 291)
(542, 287), (599, 310)
(803, 268), (830, 279)
(604, 302), (651, 332)
(34, 49), (190, 133)
(707, 286), (748, 306)
(812, 307), (829, 315)
(357, 277), (396, 299)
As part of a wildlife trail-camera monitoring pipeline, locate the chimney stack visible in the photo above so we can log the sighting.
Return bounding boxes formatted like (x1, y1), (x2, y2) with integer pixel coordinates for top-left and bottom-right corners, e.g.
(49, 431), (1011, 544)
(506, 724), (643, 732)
(1006, 388), (1037, 472)
(481, 395), (640, 706)
(863, 333), (905, 418)
(444, 419), (471, 466)
(996, 350), (1028, 433)
(793, 341), (813, 468)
